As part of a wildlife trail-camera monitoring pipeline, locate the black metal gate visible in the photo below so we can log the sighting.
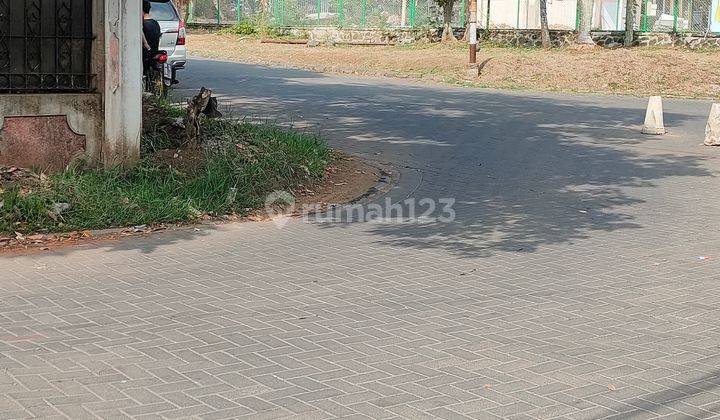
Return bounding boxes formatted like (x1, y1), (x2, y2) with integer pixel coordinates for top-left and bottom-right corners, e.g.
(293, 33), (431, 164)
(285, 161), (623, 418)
(0, 0), (95, 93)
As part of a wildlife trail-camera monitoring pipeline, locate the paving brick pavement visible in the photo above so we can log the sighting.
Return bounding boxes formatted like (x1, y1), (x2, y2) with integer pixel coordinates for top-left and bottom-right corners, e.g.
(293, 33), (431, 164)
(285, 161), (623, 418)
(3, 61), (720, 419)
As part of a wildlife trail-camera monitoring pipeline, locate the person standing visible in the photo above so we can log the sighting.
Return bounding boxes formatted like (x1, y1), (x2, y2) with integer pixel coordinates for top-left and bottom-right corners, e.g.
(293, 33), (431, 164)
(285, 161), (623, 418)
(142, 0), (161, 72)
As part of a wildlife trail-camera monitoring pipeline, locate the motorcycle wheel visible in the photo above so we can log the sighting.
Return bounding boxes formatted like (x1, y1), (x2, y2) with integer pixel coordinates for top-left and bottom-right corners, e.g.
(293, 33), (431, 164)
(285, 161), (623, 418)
(145, 68), (167, 99)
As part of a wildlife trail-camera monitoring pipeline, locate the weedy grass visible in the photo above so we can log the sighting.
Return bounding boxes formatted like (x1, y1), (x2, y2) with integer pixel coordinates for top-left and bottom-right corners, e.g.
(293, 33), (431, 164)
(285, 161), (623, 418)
(0, 104), (329, 234)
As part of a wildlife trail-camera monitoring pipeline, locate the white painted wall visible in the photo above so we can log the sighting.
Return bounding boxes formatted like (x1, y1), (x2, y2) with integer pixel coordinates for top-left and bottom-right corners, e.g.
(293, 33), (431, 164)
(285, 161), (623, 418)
(547, 0), (578, 29)
(104, 0), (143, 166)
(593, 0), (628, 30)
(482, 0), (577, 29)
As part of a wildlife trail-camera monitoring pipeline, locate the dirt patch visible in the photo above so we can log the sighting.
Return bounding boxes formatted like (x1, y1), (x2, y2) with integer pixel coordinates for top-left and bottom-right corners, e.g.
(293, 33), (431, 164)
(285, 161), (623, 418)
(0, 166), (45, 192)
(0, 230), (126, 256)
(152, 148), (206, 174)
(293, 151), (384, 209)
(187, 32), (720, 98)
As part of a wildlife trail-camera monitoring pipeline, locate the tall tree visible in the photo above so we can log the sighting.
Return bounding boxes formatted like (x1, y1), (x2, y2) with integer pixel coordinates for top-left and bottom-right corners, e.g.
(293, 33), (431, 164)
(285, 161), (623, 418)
(624, 0), (638, 46)
(540, 0), (550, 48)
(577, 0), (595, 44)
(437, 0), (457, 41)
(462, 0), (470, 41)
(176, 0), (191, 21)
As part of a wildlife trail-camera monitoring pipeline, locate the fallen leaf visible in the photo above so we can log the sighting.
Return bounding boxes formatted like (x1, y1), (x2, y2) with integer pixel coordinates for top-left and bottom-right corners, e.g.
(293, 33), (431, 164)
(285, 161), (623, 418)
(608, 384), (616, 391)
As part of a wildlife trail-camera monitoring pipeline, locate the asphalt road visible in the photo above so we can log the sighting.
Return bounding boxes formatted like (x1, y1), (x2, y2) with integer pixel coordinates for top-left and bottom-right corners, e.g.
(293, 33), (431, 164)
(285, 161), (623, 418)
(3, 60), (720, 419)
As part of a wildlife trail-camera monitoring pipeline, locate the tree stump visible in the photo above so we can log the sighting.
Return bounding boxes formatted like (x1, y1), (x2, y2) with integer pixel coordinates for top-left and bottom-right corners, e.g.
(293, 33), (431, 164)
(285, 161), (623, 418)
(185, 87), (219, 149)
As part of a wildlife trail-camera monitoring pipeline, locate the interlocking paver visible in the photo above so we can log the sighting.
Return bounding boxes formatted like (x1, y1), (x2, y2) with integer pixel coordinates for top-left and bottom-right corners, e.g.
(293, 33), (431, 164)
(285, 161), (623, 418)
(3, 61), (720, 419)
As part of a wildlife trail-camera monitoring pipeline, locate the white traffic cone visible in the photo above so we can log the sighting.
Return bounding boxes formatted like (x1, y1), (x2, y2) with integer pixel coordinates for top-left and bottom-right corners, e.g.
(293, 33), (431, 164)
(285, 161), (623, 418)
(705, 103), (720, 146)
(642, 96), (666, 135)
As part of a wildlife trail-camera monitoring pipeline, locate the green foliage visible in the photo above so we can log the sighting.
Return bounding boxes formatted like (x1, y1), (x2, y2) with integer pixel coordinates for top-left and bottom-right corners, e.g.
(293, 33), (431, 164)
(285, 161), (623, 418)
(222, 20), (258, 35)
(0, 116), (329, 234)
(220, 13), (294, 37)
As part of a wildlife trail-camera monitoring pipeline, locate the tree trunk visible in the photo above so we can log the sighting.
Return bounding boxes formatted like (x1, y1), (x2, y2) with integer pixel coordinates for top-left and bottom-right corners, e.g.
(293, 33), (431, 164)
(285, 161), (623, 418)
(540, 0), (550, 48)
(577, 0), (595, 44)
(176, 0), (191, 21)
(624, 0), (637, 46)
(461, 0), (470, 41)
(442, 0), (457, 41)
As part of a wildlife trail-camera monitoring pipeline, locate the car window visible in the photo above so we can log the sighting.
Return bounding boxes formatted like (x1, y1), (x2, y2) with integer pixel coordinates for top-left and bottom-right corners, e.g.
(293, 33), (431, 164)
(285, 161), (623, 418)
(149, 1), (178, 21)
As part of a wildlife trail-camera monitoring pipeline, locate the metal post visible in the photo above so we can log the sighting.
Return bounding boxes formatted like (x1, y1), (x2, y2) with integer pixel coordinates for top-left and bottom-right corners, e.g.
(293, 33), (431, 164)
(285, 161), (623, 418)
(216, 0), (221, 24)
(460, 0), (466, 27)
(236, 0), (242, 23)
(616, 0), (621, 29)
(469, 0), (478, 66)
(188, 1), (195, 22)
(575, 0), (580, 29)
(317, 0), (321, 22)
(409, 0), (416, 26)
(338, 0), (344, 26)
(486, 0), (491, 29)
(641, 0), (648, 31)
(360, 0), (367, 25)
(516, 0), (521, 28)
(673, 0), (678, 32)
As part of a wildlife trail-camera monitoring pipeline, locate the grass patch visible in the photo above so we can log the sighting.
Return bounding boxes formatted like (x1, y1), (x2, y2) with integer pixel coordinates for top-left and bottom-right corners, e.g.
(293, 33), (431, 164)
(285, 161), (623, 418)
(219, 17), (307, 40)
(0, 101), (329, 234)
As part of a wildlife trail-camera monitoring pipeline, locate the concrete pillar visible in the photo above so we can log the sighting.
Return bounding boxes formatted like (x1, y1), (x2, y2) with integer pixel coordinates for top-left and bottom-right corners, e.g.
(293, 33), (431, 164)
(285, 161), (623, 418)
(641, 96), (666, 135)
(704, 103), (720, 146)
(103, 0), (142, 167)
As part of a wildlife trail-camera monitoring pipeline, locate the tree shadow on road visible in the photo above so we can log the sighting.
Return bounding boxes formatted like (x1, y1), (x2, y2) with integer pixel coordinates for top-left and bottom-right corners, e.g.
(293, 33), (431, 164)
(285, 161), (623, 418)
(9, 61), (710, 260)
(184, 60), (714, 258)
(606, 369), (720, 418)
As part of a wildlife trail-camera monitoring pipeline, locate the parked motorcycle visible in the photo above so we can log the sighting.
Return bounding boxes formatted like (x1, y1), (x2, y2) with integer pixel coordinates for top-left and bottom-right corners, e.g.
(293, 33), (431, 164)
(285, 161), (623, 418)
(143, 50), (172, 98)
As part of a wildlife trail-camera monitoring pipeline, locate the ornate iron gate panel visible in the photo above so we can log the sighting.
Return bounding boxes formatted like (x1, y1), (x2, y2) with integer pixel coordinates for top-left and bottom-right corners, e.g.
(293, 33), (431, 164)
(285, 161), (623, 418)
(0, 0), (95, 93)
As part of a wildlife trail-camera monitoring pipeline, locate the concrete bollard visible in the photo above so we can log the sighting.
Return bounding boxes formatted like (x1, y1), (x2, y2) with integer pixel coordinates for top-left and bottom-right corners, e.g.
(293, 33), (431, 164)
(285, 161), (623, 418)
(465, 64), (480, 78)
(705, 103), (720, 146)
(642, 96), (666, 135)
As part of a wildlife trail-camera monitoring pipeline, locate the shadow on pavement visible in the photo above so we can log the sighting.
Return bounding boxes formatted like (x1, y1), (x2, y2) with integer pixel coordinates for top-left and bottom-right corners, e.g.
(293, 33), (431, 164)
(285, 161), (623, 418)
(8, 60), (710, 259)
(182, 60), (713, 258)
(607, 370), (720, 418)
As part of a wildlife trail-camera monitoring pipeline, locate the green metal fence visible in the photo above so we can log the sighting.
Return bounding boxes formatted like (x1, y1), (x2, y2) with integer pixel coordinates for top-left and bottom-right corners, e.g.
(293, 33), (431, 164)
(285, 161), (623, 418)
(639, 0), (714, 32)
(188, 0), (719, 33)
(189, 0), (459, 27)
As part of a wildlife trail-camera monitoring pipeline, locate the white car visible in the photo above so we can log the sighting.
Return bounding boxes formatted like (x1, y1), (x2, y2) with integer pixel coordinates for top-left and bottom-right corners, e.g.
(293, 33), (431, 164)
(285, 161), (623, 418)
(148, 0), (187, 83)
